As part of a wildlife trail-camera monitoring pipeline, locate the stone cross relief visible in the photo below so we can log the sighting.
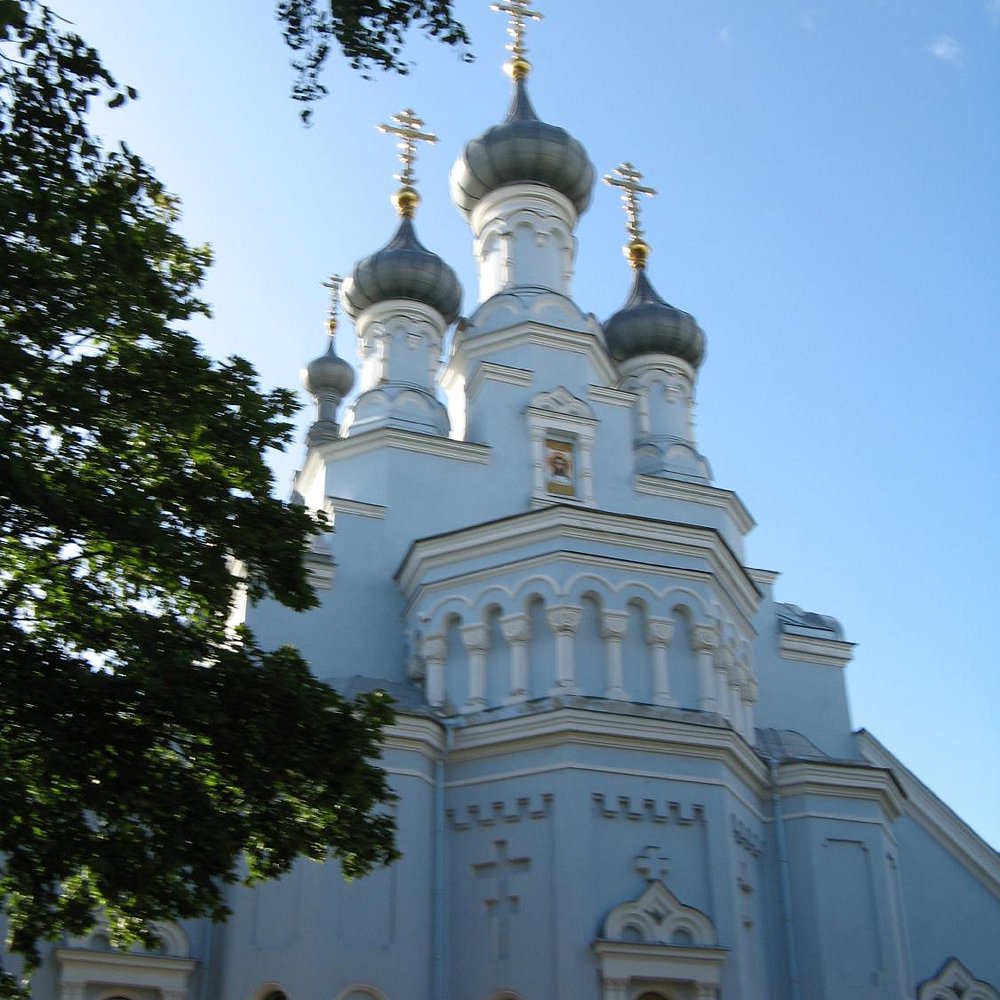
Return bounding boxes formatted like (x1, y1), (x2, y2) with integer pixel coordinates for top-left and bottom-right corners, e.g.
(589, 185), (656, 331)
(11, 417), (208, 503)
(635, 844), (671, 883)
(473, 839), (532, 960)
(635, 845), (671, 925)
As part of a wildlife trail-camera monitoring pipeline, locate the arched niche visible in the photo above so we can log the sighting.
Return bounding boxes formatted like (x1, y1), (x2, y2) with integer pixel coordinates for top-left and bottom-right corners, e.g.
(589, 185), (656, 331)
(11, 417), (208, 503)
(593, 880), (726, 1000)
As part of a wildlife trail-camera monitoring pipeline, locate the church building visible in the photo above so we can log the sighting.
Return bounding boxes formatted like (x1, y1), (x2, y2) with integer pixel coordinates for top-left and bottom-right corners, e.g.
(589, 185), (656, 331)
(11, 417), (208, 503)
(41, 4), (999, 1000)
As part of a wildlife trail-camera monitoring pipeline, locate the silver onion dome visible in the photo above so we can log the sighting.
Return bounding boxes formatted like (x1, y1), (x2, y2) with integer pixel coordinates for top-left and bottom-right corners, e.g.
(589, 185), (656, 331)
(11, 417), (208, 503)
(603, 269), (706, 369)
(450, 78), (595, 219)
(341, 216), (462, 324)
(302, 338), (355, 398)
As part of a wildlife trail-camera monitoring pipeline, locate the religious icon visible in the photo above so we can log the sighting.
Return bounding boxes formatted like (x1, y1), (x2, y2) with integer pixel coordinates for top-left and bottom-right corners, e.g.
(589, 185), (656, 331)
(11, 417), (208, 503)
(545, 438), (575, 496)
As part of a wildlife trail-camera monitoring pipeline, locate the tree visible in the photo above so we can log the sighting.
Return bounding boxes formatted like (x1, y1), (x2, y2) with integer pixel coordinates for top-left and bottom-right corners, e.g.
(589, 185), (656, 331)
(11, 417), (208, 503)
(0, 2), (396, 993)
(276, 0), (471, 120)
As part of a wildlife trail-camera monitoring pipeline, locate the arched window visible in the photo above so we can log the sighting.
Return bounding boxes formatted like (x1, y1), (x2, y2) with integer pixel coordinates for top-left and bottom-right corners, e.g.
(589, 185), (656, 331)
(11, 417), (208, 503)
(263, 993), (289, 1000)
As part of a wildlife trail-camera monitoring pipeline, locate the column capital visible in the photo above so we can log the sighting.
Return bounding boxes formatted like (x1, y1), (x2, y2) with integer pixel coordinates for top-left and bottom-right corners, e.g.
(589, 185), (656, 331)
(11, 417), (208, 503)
(420, 633), (447, 662)
(691, 624), (720, 653)
(646, 616), (676, 646)
(460, 622), (490, 654)
(599, 610), (628, 640)
(546, 604), (582, 635)
(717, 645), (735, 671)
(500, 612), (531, 645)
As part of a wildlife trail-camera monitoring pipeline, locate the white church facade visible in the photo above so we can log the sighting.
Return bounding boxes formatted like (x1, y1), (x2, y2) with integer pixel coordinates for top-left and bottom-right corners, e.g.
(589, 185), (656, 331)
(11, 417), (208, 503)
(36, 6), (999, 1000)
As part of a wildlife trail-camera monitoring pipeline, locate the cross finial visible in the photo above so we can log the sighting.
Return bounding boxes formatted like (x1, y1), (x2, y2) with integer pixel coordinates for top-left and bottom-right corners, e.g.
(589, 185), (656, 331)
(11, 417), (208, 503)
(377, 108), (438, 217)
(321, 274), (342, 336)
(490, 0), (543, 80)
(604, 162), (657, 269)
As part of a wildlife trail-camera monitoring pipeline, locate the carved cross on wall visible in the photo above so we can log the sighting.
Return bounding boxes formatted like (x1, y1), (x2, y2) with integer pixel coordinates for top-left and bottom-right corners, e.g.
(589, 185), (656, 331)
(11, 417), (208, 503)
(472, 839), (532, 960)
(634, 844), (671, 883)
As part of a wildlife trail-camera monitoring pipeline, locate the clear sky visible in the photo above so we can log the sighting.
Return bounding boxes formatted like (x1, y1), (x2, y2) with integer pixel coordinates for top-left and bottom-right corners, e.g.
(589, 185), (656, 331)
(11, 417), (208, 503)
(55, 1), (999, 848)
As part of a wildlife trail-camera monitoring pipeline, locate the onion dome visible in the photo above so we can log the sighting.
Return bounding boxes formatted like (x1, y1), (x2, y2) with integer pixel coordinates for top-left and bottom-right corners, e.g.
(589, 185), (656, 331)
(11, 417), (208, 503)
(602, 161), (706, 368)
(302, 336), (355, 398)
(450, 77), (595, 219)
(341, 215), (462, 324)
(301, 275), (356, 446)
(342, 108), (461, 325)
(604, 268), (706, 369)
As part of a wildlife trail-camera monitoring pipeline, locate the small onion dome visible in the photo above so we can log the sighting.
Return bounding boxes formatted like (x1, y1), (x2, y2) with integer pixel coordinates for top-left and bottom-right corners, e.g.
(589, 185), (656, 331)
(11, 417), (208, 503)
(341, 216), (461, 325)
(302, 338), (355, 398)
(450, 78), (595, 220)
(603, 269), (706, 369)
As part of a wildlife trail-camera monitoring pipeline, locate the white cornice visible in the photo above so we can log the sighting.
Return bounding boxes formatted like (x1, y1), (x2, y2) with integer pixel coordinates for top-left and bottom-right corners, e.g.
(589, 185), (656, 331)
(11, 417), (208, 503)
(55, 948), (197, 993)
(395, 505), (761, 621)
(748, 567), (780, 587)
(857, 730), (1000, 897)
(635, 476), (756, 535)
(594, 934), (727, 995)
(325, 496), (387, 519)
(383, 713), (446, 757)
(776, 760), (905, 821)
(465, 360), (533, 399)
(301, 427), (491, 487)
(588, 384), (635, 408)
(446, 706), (769, 796)
(778, 633), (855, 668)
(449, 319), (620, 387)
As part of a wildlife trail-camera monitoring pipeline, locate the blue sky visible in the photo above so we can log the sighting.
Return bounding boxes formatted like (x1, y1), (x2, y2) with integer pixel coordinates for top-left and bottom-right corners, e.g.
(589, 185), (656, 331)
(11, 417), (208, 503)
(56, 1), (999, 848)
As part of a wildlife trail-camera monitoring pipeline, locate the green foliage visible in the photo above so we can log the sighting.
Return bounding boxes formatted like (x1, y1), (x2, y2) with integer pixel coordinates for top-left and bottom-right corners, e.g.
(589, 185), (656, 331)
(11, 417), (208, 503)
(0, 2), (397, 992)
(277, 0), (472, 120)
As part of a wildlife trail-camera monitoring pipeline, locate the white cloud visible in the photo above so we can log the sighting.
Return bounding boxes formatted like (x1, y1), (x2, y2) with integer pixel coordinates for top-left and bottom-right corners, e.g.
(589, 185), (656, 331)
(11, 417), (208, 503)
(717, 26), (734, 46)
(929, 34), (965, 65)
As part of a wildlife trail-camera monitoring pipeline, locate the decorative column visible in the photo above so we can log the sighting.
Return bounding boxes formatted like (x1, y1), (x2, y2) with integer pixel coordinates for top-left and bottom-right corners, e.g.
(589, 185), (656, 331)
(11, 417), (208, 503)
(600, 610), (628, 699)
(717, 646), (735, 721)
(646, 616), (676, 706)
(691, 624), (720, 713)
(500, 612), (531, 703)
(742, 676), (759, 740)
(461, 622), (489, 713)
(729, 675), (745, 733)
(421, 634), (447, 709)
(546, 605), (582, 694)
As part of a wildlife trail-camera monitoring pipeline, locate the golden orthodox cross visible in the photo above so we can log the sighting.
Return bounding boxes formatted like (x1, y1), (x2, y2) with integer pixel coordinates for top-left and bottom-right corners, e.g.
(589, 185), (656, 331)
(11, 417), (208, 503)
(321, 273), (342, 335)
(377, 108), (437, 192)
(605, 162), (657, 244)
(490, 0), (543, 77)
